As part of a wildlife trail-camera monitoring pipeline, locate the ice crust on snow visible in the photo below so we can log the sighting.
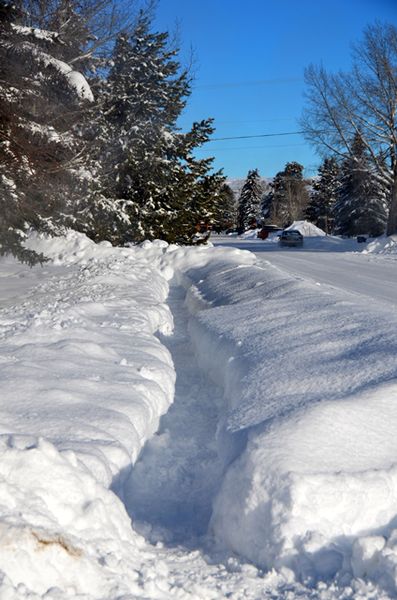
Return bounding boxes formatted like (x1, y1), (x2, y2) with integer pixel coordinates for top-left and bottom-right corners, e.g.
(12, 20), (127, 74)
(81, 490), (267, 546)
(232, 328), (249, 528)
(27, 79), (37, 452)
(1, 230), (397, 597)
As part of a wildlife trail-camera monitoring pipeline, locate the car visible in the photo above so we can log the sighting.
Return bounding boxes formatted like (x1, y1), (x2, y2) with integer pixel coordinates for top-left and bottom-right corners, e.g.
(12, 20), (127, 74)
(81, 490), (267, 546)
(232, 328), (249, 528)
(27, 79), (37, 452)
(279, 229), (304, 247)
(257, 225), (283, 239)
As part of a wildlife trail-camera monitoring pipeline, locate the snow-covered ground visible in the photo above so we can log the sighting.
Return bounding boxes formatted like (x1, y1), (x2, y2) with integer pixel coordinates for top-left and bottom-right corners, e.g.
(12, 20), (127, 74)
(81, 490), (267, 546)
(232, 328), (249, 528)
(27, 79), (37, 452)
(1, 229), (397, 598)
(218, 224), (397, 307)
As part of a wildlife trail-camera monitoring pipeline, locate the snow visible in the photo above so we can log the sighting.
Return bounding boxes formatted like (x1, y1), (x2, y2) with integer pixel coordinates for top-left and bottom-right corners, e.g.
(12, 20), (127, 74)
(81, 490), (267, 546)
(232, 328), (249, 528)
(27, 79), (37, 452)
(238, 228), (260, 239)
(11, 24), (59, 42)
(1, 229), (397, 598)
(0, 233), (177, 597)
(205, 234), (397, 592)
(285, 219), (326, 236)
(234, 221), (326, 243)
(363, 234), (397, 255)
(221, 232), (397, 307)
(64, 70), (94, 102)
(27, 44), (94, 102)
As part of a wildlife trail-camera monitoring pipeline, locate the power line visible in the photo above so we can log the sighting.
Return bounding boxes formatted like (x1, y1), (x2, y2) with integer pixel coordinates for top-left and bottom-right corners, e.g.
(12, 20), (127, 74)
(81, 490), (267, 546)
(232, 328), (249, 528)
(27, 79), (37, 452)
(215, 117), (296, 125)
(193, 77), (302, 90)
(195, 142), (307, 152)
(209, 130), (306, 141)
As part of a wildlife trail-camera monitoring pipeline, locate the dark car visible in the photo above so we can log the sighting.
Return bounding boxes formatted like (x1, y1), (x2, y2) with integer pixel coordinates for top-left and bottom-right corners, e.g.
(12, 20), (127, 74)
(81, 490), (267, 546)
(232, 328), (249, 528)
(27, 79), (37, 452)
(279, 229), (304, 247)
(257, 225), (283, 240)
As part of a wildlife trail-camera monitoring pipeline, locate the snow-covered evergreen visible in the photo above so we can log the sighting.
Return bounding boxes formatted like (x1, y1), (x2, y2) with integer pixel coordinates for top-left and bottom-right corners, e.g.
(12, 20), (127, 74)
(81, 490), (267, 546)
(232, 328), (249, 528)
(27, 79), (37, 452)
(0, 0), (94, 262)
(306, 157), (339, 233)
(334, 134), (388, 237)
(0, 2), (223, 254)
(237, 168), (263, 231)
(92, 13), (224, 245)
(262, 162), (308, 227)
(212, 183), (236, 232)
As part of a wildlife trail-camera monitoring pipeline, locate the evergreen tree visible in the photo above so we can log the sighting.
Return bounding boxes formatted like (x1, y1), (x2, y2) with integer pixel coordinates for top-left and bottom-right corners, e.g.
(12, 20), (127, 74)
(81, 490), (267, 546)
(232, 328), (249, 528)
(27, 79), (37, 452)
(334, 134), (388, 237)
(212, 183), (236, 232)
(93, 13), (223, 245)
(0, 0), (94, 262)
(262, 170), (281, 224)
(263, 162), (308, 227)
(237, 169), (263, 232)
(0, 3), (224, 254)
(306, 157), (339, 233)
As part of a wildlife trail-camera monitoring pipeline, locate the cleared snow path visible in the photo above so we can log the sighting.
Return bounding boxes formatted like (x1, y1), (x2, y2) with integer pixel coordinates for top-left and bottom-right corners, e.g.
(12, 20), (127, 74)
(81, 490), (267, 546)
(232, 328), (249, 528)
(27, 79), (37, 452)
(124, 283), (225, 543)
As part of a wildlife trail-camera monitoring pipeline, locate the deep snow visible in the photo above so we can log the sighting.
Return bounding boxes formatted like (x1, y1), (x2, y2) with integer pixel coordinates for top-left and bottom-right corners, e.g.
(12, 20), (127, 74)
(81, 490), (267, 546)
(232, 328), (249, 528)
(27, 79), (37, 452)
(0, 229), (397, 598)
(217, 228), (397, 308)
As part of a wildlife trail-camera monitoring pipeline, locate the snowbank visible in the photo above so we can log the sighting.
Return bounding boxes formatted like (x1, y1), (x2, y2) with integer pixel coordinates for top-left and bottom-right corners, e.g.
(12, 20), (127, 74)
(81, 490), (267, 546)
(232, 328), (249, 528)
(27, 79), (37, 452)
(0, 232), (176, 596)
(171, 247), (397, 591)
(239, 228), (260, 239)
(3, 230), (397, 597)
(362, 234), (397, 256)
(285, 220), (326, 236)
(212, 382), (397, 583)
(0, 435), (147, 597)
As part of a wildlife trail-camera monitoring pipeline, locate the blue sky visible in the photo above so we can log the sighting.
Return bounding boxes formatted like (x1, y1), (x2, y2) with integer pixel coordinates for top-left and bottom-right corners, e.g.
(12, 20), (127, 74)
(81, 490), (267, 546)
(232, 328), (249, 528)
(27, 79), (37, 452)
(153, 0), (397, 180)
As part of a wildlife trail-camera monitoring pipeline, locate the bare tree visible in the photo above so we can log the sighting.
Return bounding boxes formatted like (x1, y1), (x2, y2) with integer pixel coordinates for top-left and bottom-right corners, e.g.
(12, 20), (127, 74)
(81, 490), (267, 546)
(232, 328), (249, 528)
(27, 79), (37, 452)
(301, 22), (397, 235)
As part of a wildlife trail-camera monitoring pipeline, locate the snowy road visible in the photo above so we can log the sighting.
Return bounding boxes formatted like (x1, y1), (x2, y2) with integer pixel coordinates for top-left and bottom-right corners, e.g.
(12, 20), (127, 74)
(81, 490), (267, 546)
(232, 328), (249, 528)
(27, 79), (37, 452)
(214, 236), (397, 309)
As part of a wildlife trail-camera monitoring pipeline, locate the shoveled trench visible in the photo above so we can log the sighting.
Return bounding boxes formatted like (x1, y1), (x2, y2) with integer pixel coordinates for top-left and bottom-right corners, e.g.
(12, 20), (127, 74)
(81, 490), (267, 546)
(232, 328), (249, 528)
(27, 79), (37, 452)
(123, 281), (226, 544)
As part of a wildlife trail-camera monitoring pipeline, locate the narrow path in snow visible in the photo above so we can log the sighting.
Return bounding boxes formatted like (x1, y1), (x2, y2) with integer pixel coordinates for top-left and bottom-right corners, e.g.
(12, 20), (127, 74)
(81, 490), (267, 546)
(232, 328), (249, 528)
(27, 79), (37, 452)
(124, 283), (224, 544)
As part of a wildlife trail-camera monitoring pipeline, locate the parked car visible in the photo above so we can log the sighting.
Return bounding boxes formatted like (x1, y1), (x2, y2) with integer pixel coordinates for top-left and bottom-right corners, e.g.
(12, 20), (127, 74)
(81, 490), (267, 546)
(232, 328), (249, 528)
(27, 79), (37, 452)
(257, 225), (283, 240)
(279, 229), (304, 247)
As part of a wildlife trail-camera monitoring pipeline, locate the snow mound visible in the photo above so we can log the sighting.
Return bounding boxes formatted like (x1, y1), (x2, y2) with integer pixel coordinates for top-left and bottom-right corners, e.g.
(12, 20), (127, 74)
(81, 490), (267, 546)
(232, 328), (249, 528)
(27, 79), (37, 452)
(211, 382), (397, 583)
(25, 229), (117, 264)
(173, 247), (397, 593)
(239, 229), (260, 239)
(0, 436), (145, 597)
(0, 232), (178, 596)
(285, 220), (326, 236)
(363, 234), (397, 255)
(3, 230), (397, 597)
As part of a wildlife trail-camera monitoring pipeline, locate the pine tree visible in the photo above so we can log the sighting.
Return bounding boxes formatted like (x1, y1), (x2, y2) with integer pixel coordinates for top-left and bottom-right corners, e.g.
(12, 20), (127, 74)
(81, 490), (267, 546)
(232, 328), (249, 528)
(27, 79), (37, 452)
(262, 171), (281, 224)
(334, 134), (388, 237)
(306, 157), (339, 233)
(237, 169), (263, 232)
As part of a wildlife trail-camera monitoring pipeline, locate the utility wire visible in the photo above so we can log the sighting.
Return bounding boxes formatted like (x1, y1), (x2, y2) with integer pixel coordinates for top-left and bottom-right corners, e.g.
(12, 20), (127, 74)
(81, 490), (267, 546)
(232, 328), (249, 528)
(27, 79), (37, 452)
(196, 142), (307, 152)
(209, 130), (306, 141)
(193, 77), (302, 90)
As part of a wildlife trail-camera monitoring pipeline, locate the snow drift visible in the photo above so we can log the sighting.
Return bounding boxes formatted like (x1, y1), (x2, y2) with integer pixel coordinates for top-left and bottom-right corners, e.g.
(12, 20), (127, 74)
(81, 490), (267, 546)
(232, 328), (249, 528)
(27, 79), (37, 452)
(363, 233), (397, 256)
(0, 232), (177, 596)
(2, 230), (397, 598)
(173, 244), (397, 593)
(285, 219), (326, 236)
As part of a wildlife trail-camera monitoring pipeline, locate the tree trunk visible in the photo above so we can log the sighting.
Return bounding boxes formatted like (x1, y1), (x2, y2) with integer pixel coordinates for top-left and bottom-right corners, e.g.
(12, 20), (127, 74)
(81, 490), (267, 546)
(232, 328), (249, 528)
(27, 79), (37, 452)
(386, 171), (397, 236)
